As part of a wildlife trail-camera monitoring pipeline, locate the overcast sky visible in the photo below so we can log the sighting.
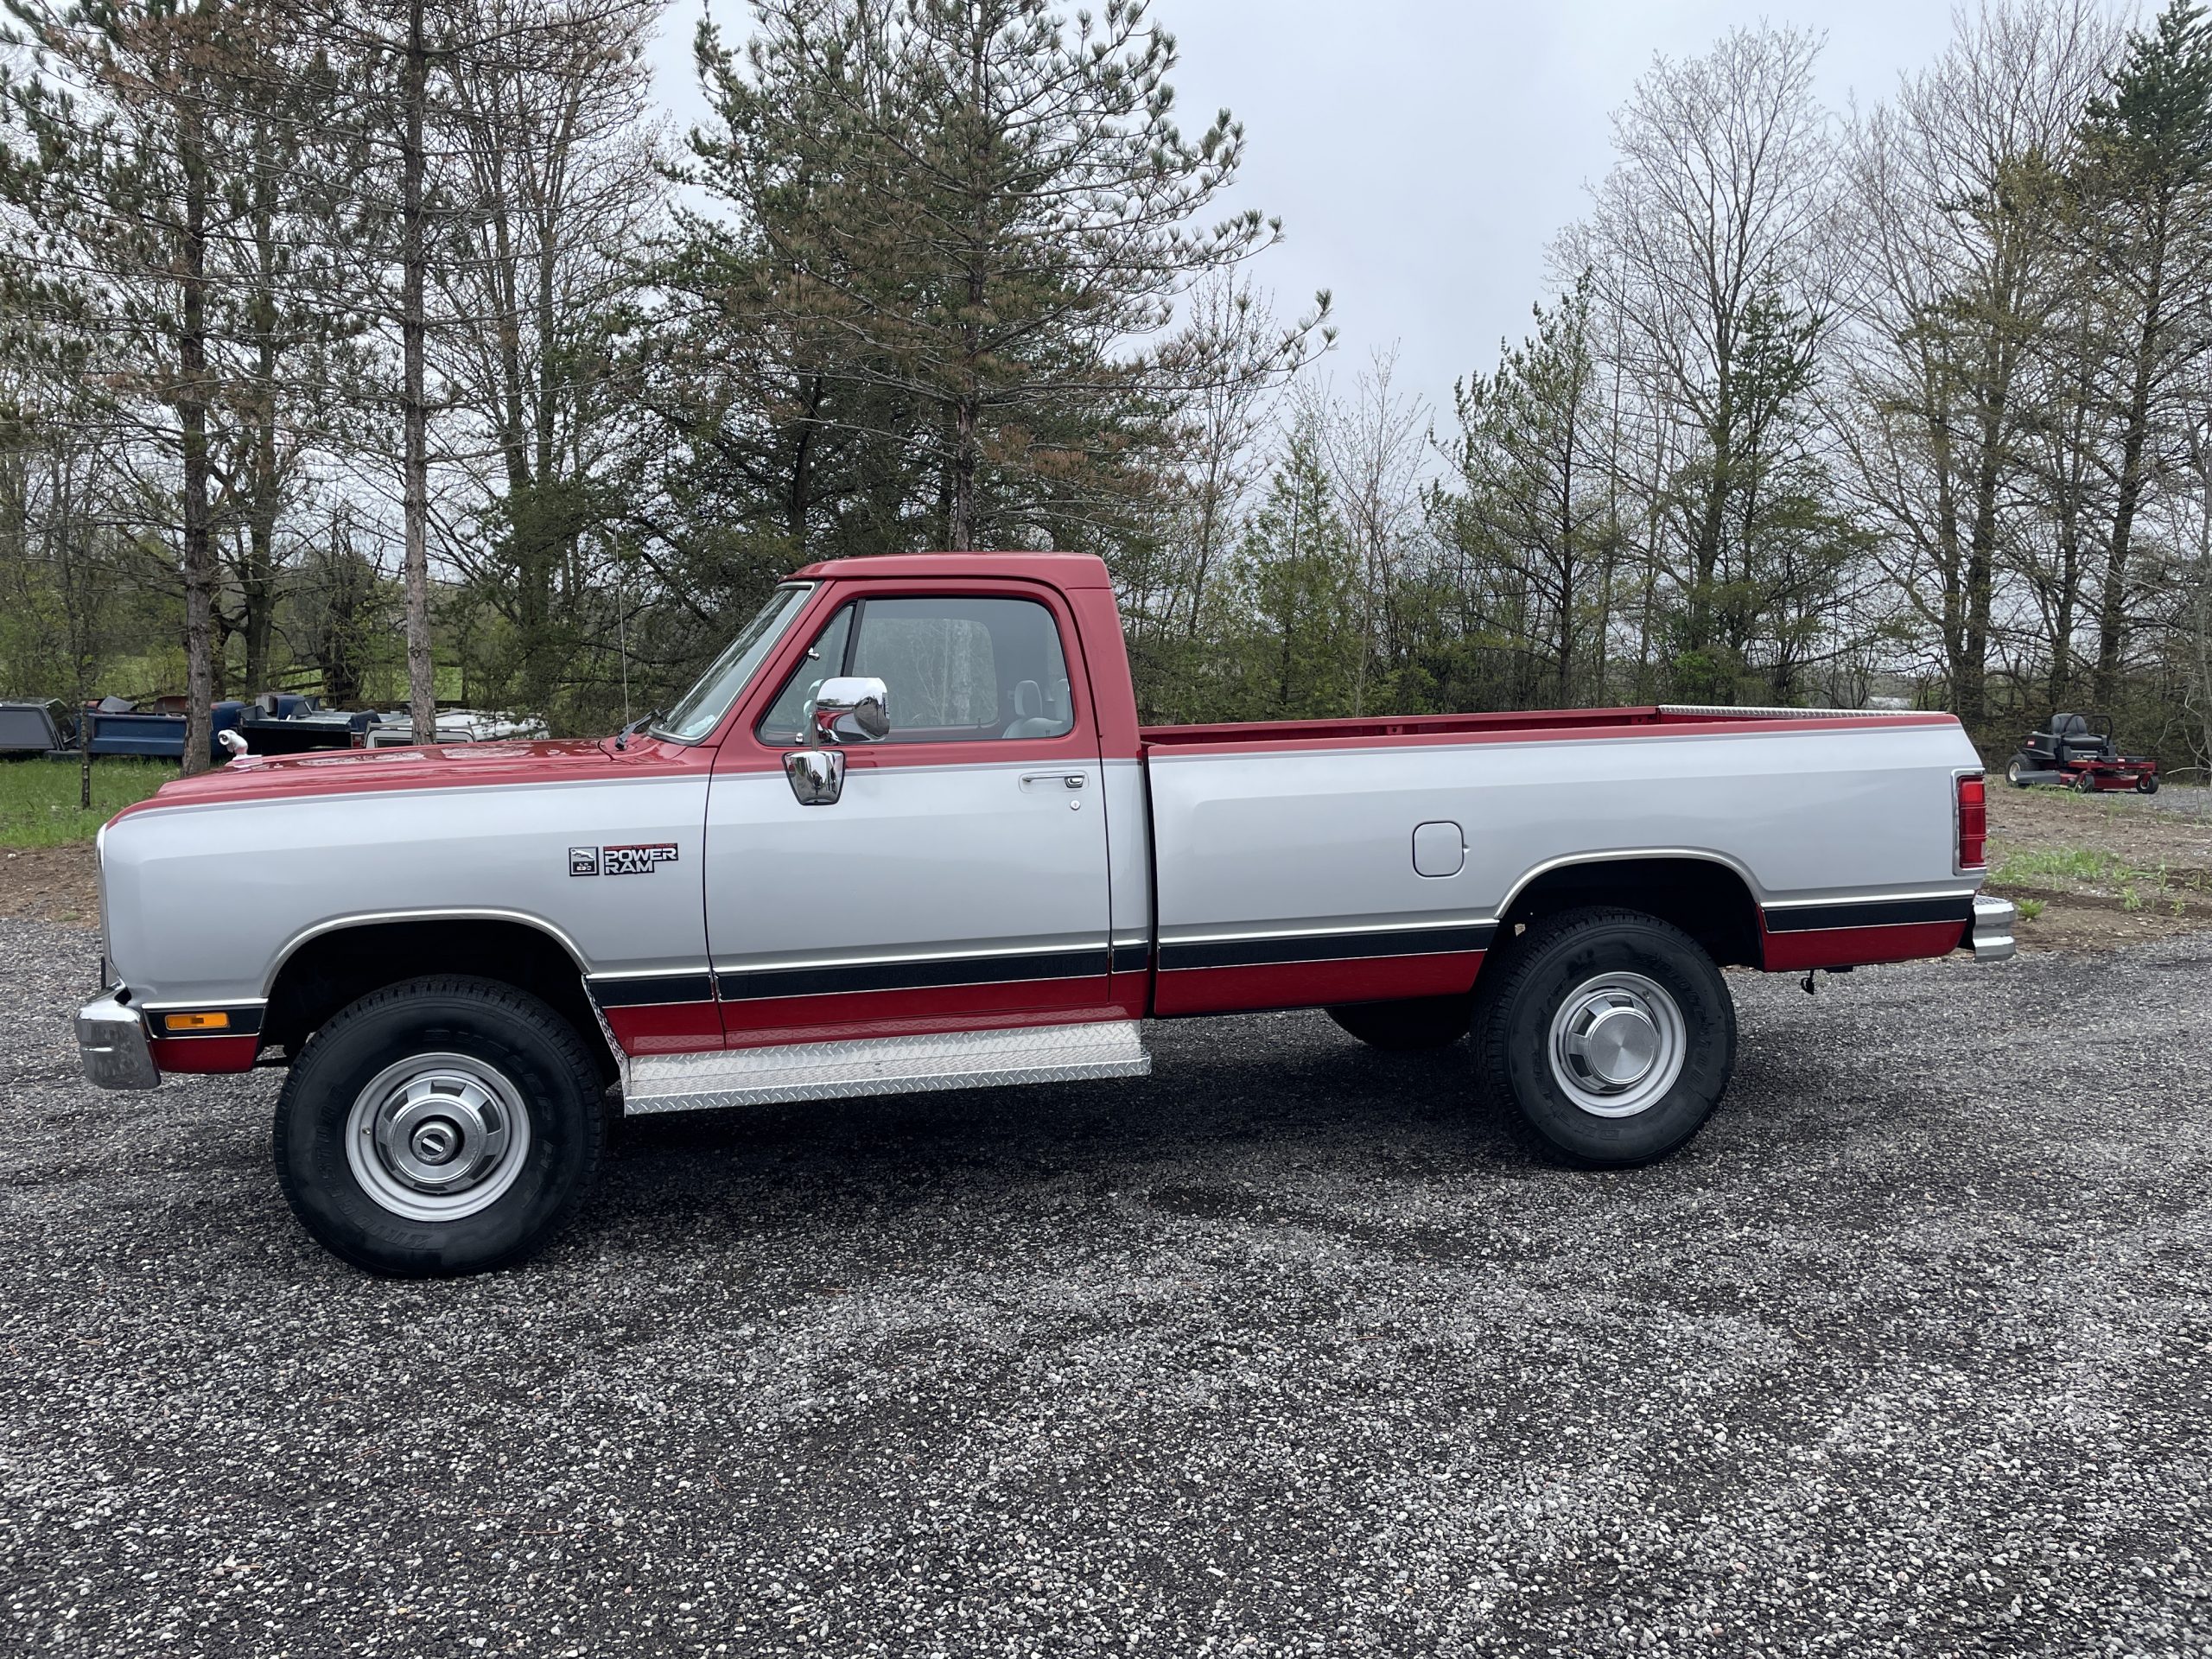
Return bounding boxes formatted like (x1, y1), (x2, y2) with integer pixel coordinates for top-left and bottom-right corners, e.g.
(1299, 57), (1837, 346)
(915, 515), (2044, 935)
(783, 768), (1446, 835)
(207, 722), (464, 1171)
(645, 0), (2134, 423)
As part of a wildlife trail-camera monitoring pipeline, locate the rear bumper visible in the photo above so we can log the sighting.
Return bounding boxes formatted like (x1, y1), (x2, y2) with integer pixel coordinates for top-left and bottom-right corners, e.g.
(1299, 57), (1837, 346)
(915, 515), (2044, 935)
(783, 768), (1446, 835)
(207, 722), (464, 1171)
(1970, 895), (2016, 963)
(77, 991), (160, 1090)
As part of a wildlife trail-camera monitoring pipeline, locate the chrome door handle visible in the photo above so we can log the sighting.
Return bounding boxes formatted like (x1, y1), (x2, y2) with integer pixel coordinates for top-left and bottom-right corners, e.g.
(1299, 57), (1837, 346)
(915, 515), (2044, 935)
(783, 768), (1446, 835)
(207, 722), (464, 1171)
(1020, 772), (1086, 789)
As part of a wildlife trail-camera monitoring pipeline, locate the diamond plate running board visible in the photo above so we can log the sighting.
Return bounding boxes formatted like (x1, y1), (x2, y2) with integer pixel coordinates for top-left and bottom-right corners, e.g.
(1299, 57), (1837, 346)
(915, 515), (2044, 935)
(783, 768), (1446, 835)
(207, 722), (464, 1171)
(619, 1019), (1150, 1115)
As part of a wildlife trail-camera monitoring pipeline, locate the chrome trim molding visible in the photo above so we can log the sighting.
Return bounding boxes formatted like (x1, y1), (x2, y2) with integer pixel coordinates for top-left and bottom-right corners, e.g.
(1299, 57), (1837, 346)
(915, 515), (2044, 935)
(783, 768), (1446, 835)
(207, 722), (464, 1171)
(714, 944), (1109, 1002)
(1158, 921), (1497, 972)
(1760, 887), (1983, 911)
(620, 1020), (1151, 1115)
(1656, 703), (1935, 719)
(264, 908), (593, 998)
(1971, 895), (2017, 963)
(587, 973), (716, 1009)
(1762, 894), (1974, 933)
(135, 995), (270, 1018)
(711, 934), (1111, 978)
(1492, 847), (1768, 920)
(77, 991), (160, 1090)
(1158, 912), (1497, 948)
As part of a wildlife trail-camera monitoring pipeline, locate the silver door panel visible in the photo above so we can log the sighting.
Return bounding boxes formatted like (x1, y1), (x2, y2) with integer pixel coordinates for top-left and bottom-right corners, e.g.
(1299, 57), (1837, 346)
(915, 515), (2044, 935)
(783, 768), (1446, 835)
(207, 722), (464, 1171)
(704, 760), (1113, 976)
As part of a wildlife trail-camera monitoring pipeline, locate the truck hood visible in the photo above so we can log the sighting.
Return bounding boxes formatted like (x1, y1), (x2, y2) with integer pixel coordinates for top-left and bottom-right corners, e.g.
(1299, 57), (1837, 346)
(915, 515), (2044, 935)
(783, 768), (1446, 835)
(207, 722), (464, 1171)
(115, 737), (651, 820)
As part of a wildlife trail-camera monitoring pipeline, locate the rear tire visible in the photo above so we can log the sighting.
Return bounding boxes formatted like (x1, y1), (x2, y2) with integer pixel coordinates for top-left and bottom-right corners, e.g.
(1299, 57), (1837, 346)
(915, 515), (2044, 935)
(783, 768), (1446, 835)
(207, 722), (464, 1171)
(1325, 995), (1471, 1051)
(274, 976), (605, 1276)
(1472, 907), (1735, 1168)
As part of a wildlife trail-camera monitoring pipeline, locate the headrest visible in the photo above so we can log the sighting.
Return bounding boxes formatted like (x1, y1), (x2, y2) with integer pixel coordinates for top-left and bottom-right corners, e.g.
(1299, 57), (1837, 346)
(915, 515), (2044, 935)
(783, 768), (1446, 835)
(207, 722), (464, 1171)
(1012, 680), (1042, 718)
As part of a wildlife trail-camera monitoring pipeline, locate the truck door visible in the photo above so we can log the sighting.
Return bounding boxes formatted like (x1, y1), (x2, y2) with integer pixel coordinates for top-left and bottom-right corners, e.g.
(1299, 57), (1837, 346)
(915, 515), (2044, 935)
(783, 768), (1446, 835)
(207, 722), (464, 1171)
(703, 583), (1115, 1046)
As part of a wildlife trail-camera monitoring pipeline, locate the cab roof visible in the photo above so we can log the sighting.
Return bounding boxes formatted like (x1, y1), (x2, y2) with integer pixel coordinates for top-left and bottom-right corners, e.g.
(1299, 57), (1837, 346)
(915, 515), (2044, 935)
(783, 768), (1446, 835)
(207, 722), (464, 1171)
(789, 550), (1113, 589)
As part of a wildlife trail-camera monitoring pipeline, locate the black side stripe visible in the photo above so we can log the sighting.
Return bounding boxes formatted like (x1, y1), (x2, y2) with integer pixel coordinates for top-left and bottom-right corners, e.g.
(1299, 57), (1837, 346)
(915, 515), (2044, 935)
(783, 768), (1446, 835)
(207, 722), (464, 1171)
(715, 947), (1107, 1002)
(1762, 896), (1973, 933)
(1159, 923), (1498, 973)
(588, 973), (717, 1008)
(1111, 944), (1150, 974)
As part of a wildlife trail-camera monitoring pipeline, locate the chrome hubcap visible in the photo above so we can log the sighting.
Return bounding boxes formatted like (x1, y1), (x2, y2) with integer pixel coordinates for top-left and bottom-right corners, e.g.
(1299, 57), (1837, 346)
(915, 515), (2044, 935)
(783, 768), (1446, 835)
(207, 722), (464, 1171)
(1548, 972), (1687, 1118)
(344, 1052), (532, 1223)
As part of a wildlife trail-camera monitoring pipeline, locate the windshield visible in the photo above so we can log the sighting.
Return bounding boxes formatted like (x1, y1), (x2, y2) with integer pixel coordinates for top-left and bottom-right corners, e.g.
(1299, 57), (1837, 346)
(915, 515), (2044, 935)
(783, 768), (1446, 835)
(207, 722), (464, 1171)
(652, 583), (815, 742)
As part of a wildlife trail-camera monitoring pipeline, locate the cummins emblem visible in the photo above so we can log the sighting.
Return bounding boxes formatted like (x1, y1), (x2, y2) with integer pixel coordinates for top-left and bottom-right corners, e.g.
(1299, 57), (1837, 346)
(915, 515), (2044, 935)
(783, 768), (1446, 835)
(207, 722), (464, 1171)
(569, 843), (678, 876)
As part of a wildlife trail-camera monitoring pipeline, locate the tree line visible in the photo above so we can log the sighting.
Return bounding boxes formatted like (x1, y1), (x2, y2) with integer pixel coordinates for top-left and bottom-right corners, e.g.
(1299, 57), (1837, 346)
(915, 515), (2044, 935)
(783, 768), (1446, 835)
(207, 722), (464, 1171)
(2, 0), (2208, 773)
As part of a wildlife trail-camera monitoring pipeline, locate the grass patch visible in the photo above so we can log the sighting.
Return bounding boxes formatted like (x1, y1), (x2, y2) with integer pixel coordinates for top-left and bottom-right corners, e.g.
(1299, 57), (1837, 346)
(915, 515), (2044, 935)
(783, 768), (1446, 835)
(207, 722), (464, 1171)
(0, 760), (173, 848)
(1993, 844), (2155, 887)
(2017, 897), (2046, 922)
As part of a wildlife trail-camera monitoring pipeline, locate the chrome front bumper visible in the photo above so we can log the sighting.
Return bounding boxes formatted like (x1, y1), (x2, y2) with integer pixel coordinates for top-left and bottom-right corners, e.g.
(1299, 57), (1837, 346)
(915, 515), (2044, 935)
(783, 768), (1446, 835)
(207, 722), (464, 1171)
(77, 991), (159, 1090)
(1971, 895), (2017, 963)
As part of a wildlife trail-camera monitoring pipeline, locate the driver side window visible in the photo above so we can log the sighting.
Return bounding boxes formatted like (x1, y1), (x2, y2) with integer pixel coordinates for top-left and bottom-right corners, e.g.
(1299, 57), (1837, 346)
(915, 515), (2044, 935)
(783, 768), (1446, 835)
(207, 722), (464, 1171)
(755, 607), (855, 745)
(756, 595), (1075, 746)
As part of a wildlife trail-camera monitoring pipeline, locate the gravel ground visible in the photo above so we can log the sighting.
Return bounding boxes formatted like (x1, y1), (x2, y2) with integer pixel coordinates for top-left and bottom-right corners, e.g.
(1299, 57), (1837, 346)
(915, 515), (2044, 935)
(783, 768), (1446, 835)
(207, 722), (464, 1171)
(2139, 783), (2212, 821)
(4, 915), (2210, 1658)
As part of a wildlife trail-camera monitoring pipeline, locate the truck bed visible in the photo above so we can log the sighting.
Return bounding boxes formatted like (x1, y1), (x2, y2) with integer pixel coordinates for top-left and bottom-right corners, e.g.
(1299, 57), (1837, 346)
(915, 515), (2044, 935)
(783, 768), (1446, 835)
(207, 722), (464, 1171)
(1131, 702), (1980, 1017)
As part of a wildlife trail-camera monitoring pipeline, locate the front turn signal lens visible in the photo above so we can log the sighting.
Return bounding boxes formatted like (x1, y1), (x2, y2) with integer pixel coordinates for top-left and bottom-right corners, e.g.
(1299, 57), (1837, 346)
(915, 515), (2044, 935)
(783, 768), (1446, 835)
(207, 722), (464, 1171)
(162, 1011), (230, 1033)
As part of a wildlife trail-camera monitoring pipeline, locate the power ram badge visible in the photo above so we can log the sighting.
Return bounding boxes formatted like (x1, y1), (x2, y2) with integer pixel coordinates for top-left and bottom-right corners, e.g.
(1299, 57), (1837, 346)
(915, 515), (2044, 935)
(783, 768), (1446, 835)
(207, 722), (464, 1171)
(569, 843), (678, 877)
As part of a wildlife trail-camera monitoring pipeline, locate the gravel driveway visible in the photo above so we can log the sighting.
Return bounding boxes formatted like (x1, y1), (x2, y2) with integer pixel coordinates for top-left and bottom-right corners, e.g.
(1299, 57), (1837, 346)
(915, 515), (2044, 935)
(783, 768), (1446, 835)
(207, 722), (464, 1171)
(4, 913), (2209, 1658)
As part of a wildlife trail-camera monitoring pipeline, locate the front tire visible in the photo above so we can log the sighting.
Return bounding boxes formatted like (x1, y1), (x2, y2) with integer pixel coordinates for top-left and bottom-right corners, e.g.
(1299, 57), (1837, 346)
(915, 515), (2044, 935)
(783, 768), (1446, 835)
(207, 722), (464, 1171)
(274, 976), (605, 1276)
(1472, 908), (1736, 1167)
(2139, 772), (2159, 795)
(2006, 756), (2032, 788)
(1325, 995), (1472, 1051)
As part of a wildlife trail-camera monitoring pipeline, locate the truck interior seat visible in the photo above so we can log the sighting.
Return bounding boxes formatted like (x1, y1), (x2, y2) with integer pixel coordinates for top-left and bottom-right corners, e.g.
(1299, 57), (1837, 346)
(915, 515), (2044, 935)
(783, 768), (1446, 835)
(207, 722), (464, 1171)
(1002, 680), (1063, 739)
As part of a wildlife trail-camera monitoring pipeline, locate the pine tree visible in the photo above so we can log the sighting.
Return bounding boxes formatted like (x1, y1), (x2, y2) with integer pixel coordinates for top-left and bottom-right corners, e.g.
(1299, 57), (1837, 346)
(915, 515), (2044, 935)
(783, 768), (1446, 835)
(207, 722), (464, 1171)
(3, 0), (245, 770)
(2076, 0), (2212, 707)
(690, 0), (1325, 553)
(1435, 283), (1617, 708)
(1230, 419), (1359, 719)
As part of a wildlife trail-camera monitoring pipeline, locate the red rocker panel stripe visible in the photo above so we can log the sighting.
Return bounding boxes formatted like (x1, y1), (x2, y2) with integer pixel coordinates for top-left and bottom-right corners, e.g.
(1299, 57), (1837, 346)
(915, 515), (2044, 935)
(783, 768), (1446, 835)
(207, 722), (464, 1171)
(717, 976), (1112, 1048)
(603, 1001), (727, 1055)
(1154, 950), (1488, 1018)
(1758, 918), (1971, 972)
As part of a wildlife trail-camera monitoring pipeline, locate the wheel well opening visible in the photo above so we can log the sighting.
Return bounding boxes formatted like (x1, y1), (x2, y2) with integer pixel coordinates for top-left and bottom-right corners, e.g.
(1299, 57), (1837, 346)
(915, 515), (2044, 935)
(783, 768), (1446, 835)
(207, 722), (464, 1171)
(261, 918), (616, 1081)
(1499, 857), (1762, 969)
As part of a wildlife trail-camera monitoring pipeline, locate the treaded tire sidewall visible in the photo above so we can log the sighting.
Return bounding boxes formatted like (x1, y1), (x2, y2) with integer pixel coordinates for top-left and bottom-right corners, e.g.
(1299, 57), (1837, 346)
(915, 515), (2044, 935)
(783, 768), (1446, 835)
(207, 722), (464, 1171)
(274, 977), (601, 1276)
(1477, 909), (1735, 1168)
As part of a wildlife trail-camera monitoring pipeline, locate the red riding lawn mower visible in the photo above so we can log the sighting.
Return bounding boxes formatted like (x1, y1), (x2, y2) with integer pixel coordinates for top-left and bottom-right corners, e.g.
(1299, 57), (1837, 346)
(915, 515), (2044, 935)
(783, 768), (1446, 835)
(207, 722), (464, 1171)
(2005, 712), (2159, 794)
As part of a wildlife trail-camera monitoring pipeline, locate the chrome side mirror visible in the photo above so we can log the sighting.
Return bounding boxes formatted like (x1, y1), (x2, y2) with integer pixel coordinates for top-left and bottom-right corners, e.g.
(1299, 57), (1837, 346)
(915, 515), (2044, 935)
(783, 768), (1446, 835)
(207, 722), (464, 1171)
(784, 747), (845, 805)
(784, 676), (889, 804)
(810, 676), (891, 745)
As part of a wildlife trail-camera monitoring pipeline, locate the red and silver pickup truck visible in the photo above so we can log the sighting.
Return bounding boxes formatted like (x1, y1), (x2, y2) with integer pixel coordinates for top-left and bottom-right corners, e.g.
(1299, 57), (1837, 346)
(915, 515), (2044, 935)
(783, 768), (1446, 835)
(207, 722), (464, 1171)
(79, 552), (2014, 1274)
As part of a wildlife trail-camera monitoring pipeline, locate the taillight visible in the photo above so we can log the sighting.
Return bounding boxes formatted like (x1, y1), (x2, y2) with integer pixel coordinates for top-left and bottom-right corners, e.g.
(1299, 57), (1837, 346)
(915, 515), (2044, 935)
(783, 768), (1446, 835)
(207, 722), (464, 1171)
(1956, 773), (1987, 872)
